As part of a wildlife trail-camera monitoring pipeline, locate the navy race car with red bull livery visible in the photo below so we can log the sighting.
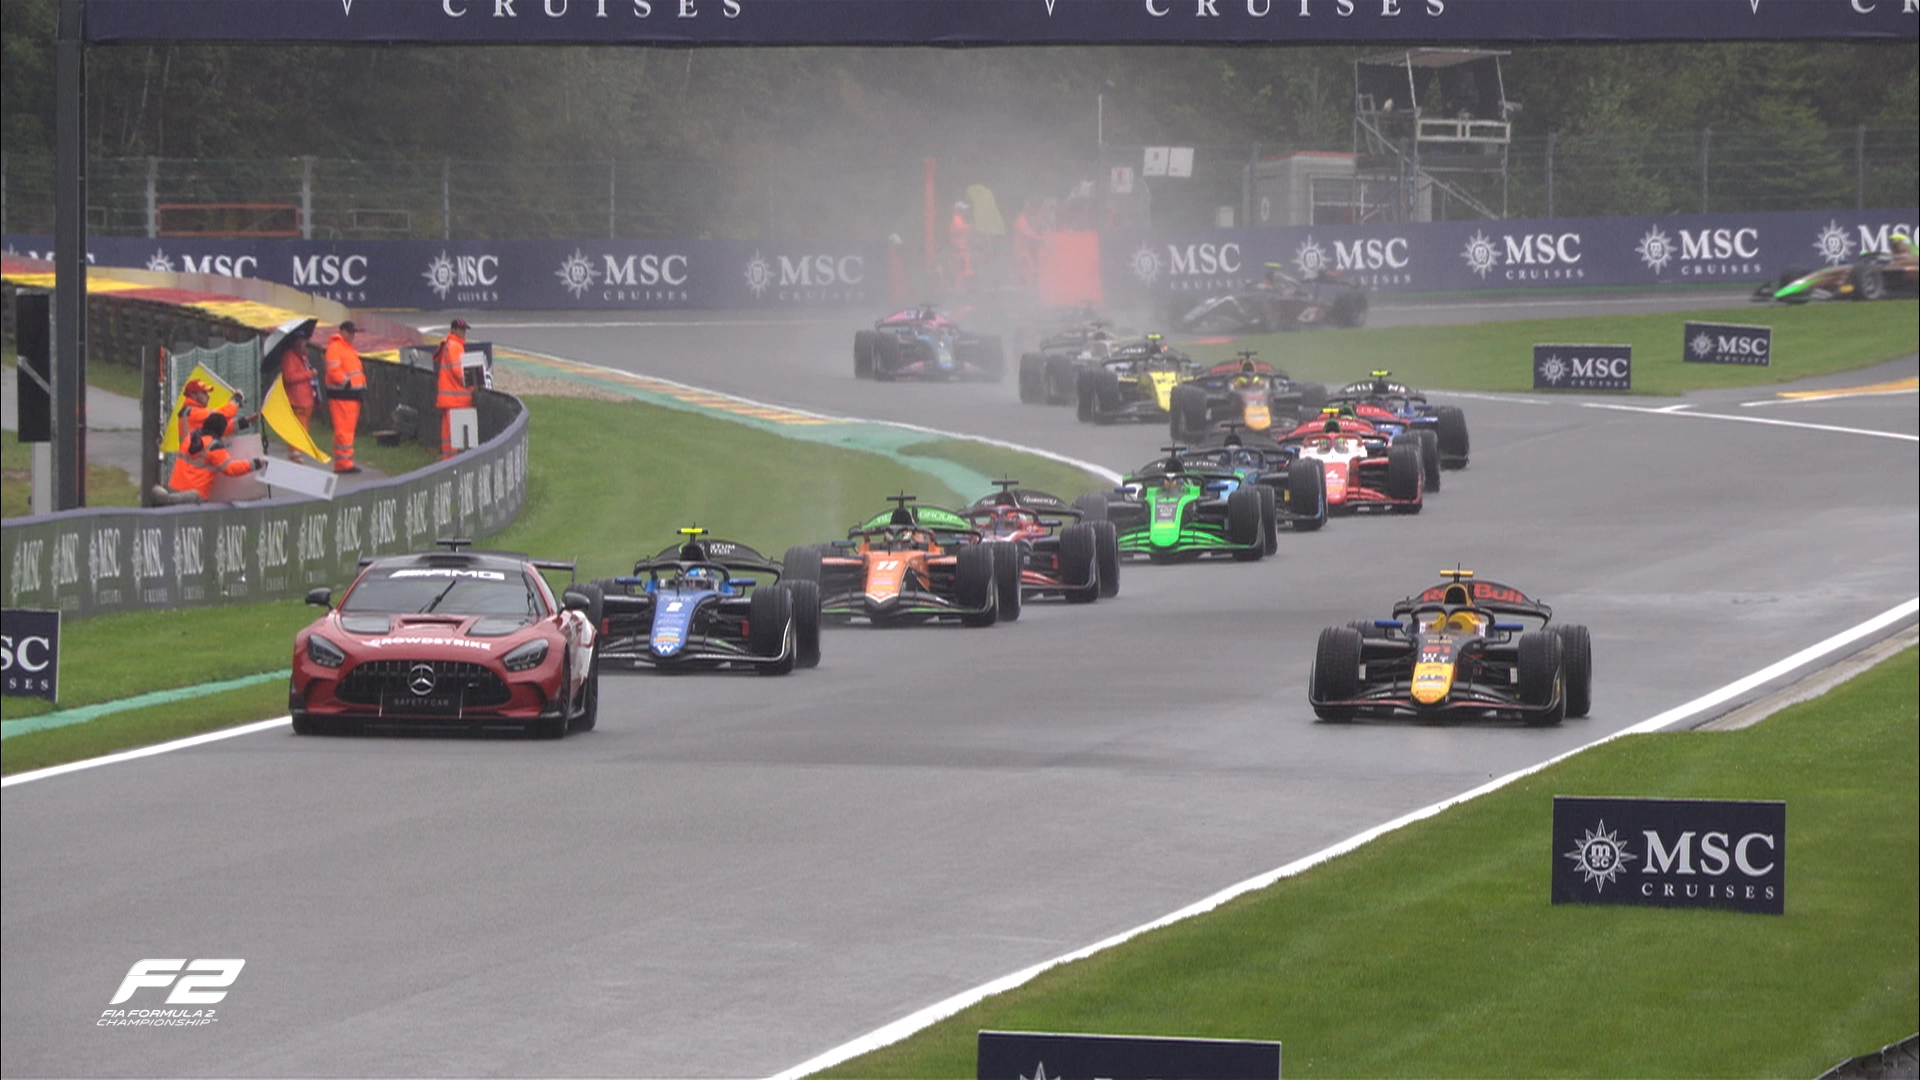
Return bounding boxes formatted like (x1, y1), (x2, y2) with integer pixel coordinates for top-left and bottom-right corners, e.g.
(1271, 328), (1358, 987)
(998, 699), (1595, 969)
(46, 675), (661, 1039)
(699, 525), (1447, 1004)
(1308, 569), (1591, 726)
(291, 542), (601, 737)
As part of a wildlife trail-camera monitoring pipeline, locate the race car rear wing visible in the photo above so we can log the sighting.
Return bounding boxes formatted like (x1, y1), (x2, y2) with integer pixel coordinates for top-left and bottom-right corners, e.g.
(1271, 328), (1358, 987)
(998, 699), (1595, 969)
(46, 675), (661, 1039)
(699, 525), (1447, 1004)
(1393, 578), (1553, 621)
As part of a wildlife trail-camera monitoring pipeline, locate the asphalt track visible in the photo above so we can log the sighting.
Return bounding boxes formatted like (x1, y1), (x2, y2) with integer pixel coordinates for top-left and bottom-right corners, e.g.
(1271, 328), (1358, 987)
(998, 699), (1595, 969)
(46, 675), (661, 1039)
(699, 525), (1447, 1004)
(4, 292), (1916, 1079)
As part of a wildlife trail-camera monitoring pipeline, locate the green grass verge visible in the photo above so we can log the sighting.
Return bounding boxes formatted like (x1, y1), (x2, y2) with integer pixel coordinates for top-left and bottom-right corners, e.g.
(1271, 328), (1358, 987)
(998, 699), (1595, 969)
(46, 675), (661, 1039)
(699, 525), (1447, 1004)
(0, 394), (1094, 773)
(826, 648), (1919, 1079)
(302, 404), (439, 478)
(2, 428), (142, 519)
(1183, 300), (1918, 395)
(896, 438), (1114, 503)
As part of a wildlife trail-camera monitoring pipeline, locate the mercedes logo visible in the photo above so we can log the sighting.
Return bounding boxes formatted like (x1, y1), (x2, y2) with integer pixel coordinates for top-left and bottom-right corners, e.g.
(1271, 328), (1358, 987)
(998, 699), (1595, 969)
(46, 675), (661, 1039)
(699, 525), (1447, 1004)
(408, 663), (437, 696)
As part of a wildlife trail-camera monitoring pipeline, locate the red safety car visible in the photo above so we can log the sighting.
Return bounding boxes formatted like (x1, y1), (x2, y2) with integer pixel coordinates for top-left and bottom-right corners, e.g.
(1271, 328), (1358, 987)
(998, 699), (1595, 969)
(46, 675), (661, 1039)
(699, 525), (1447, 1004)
(291, 541), (601, 737)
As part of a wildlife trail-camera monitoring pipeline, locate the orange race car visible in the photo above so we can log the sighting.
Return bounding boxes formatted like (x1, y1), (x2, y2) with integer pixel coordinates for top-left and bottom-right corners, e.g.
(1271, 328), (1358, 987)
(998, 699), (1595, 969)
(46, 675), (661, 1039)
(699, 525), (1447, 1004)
(781, 495), (1009, 627)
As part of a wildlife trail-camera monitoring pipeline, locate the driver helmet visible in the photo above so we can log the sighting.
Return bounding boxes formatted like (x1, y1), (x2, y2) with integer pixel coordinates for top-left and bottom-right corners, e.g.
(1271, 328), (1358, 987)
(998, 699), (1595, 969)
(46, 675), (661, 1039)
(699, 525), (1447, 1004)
(1890, 233), (1913, 256)
(678, 565), (721, 588)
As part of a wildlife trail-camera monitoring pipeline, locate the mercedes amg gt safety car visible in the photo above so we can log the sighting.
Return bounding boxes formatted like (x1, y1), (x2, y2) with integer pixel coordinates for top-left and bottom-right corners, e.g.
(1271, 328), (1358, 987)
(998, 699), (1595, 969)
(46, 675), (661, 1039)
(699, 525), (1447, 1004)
(592, 527), (821, 675)
(782, 495), (1010, 626)
(1071, 447), (1275, 563)
(1308, 568), (1591, 725)
(1277, 410), (1424, 514)
(1018, 315), (1125, 405)
(1325, 370), (1469, 471)
(1168, 351), (1330, 441)
(1752, 241), (1917, 304)
(291, 540), (600, 737)
(1173, 265), (1368, 334)
(965, 480), (1120, 602)
(1075, 334), (1205, 425)
(854, 305), (1006, 382)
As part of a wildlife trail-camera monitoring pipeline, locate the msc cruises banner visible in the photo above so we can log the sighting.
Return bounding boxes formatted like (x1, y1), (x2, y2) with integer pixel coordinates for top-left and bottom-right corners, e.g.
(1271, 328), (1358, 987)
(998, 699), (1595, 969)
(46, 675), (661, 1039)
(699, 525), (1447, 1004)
(1112, 208), (1918, 311)
(84, 0), (1918, 45)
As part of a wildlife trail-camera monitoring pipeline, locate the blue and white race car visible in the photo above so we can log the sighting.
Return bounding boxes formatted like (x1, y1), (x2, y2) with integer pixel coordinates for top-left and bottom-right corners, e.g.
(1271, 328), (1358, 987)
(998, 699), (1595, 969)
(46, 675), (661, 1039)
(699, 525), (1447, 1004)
(594, 528), (821, 674)
(1325, 371), (1469, 473)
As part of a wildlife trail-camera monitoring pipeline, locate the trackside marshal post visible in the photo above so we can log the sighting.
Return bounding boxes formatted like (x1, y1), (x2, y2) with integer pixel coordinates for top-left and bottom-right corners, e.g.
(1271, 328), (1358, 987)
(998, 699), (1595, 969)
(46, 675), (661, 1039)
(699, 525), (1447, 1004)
(2, 609), (61, 701)
(978, 1030), (1281, 1079)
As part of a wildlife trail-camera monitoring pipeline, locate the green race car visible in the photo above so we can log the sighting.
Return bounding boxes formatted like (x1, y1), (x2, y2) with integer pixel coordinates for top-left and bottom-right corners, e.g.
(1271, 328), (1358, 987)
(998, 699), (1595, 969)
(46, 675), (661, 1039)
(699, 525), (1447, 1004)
(1073, 448), (1274, 563)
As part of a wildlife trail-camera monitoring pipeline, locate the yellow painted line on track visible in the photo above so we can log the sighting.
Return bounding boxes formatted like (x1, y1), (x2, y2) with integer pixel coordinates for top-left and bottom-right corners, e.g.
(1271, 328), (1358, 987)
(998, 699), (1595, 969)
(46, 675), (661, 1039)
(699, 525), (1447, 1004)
(1773, 377), (1918, 401)
(495, 348), (835, 425)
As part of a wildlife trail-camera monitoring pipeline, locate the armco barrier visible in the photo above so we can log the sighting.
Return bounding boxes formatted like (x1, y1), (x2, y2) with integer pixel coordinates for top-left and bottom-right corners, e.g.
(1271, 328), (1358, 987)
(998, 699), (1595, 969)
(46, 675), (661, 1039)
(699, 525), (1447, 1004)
(1, 389), (527, 619)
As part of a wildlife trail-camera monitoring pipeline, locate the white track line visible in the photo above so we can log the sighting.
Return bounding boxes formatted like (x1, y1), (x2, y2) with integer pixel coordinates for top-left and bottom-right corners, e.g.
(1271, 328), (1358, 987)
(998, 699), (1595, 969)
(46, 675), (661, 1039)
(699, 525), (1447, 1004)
(1385, 294), (1750, 314)
(2, 717), (291, 788)
(1741, 387), (1919, 407)
(1583, 402), (1919, 442)
(768, 597), (1919, 1080)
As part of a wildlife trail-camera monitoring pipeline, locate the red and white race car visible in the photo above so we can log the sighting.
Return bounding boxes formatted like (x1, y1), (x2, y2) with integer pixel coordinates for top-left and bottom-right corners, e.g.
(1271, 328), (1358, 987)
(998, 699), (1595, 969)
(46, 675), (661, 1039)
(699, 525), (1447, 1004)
(290, 542), (601, 737)
(1280, 414), (1424, 514)
(964, 483), (1121, 603)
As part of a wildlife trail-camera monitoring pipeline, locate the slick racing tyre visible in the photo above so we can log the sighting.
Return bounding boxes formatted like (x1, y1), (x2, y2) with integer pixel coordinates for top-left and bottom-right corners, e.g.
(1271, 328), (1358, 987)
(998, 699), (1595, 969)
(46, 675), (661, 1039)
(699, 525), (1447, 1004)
(1059, 523), (1100, 604)
(955, 544), (999, 627)
(1310, 626), (1362, 721)
(1433, 406), (1469, 469)
(990, 542), (1024, 621)
(1556, 623), (1592, 718)
(1517, 630), (1567, 726)
(853, 330), (877, 378)
(1287, 459), (1327, 532)
(749, 584), (797, 675)
(1226, 488), (1265, 557)
(786, 578), (823, 669)
(1386, 441), (1423, 509)
(1018, 353), (1047, 404)
(1091, 519), (1121, 598)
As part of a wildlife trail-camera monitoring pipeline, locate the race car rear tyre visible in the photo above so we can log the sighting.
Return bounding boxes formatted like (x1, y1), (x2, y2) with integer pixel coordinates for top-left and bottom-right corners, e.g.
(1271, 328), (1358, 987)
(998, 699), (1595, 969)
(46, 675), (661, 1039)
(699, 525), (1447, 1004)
(1044, 355), (1078, 405)
(1311, 626), (1363, 721)
(990, 542), (1024, 621)
(1257, 485), (1280, 556)
(1018, 353), (1046, 404)
(1851, 261), (1886, 300)
(871, 334), (900, 381)
(1091, 371), (1123, 418)
(1386, 441), (1423, 506)
(1226, 488), (1265, 556)
(1076, 374), (1098, 422)
(1169, 383), (1209, 442)
(1556, 623), (1592, 718)
(1433, 406), (1470, 468)
(1296, 381), (1328, 419)
(749, 584), (797, 675)
(1091, 520), (1121, 598)
(854, 330), (877, 378)
(787, 578), (823, 669)
(1517, 630), (1566, 726)
(1415, 429), (1442, 492)
(563, 582), (606, 630)
(569, 654), (599, 733)
(1331, 291), (1369, 329)
(1347, 619), (1389, 640)
(1073, 492), (1109, 522)
(955, 545), (999, 627)
(781, 545), (823, 584)
(1059, 523), (1100, 604)
(1287, 459), (1327, 531)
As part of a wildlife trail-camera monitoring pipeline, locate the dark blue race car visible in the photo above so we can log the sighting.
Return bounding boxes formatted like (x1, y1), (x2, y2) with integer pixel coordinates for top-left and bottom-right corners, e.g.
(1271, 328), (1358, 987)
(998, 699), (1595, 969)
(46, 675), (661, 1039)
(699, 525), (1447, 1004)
(594, 528), (822, 674)
(1325, 370), (1469, 473)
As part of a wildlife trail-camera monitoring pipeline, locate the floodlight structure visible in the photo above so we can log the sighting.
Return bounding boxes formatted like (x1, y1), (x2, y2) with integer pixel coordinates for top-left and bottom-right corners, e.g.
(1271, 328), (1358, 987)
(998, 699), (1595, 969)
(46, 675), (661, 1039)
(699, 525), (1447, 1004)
(1351, 48), (1516, 223)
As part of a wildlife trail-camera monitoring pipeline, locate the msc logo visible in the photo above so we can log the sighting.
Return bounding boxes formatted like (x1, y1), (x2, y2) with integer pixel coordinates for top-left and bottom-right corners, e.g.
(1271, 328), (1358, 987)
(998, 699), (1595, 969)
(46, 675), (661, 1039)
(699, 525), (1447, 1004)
(148, 252), (258, 277)
(292, 254), (369, 287)
(424, 252), (500, 299)
(1463, 231), (1583, 279)
(1168, 241), (1240, 277)
(602, 252), (688, 287)
(109, 959), (246, 1005)
(1294, 236), (1408, 277)
(1534, 344), (1631, 390)
(745, 253), (864, 296)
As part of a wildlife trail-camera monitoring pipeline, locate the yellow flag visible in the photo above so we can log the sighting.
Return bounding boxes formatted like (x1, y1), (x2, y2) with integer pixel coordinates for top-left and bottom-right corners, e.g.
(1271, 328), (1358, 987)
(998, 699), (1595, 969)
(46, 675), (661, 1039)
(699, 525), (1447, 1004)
(261, 375), (330, 465)
(161, 364), (238, 454)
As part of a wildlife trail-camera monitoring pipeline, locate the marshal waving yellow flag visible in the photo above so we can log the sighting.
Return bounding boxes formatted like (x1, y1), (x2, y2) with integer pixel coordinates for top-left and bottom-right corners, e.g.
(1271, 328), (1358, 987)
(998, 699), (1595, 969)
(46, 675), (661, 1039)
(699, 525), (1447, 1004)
(161, 363), (238, 454)
(260, 375), (330, 465)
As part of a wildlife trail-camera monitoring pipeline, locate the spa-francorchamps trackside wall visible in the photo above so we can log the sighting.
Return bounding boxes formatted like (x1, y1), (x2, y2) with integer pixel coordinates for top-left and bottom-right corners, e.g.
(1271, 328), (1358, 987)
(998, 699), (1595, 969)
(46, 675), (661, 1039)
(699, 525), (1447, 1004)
(1, 390), (527, 619)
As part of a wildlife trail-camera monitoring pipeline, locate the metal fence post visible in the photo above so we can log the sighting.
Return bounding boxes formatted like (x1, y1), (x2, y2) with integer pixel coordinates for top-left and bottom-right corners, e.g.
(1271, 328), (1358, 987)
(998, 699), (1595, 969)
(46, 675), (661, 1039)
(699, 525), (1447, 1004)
(1545, 131), (1556, 218)
(1700, 127), (1711, 214)
(300, 154), (314, 240)
(608, 160), (617, 239)
(145, 155), (158, 238)
(1856, 124), (1866, 210)
(442, 158), (451, 240)
(2, 149), (8, 236)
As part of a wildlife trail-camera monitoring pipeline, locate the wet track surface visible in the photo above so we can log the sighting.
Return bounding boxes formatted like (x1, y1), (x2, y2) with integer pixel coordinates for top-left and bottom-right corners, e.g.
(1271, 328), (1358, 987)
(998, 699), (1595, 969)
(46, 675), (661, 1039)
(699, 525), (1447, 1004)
(4, 293), (1916, 1078)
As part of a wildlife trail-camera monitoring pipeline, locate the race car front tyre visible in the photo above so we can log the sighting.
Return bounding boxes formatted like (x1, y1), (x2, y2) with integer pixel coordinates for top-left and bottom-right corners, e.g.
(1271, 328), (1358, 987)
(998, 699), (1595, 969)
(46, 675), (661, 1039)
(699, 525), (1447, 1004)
(955, 545), (999, 627)
(1287, 459), (1327, 531)
(569, 653), (599, 733)
(1433, 406), (1470, 468)
(990, 542), (1024, 621)
(1517, 630), (1567, 726)
(1226, 488), (1265, 556)
(1018, 353), (1046, 404)
(1386, 441), (1423, 508)
(787, 578), (823, 669)
(1311, 626), (1362, 721)
(781, 545), (824, 584)
(1556, 623), (1592, 718)
(1091, 519), (1121, 598)
(1076, 375), (1098, 422)
(1169, 383), (1209, 442)
(1073, 492), (1110, 522)
(1257, 485), (1279, 556)
(1415, 429), (1442, 492)
(749, 584), (797, 675)
(871, 334), (901, 381)
(1059, 523), (1099, 603)
(1851, 261), (1886, 300)
(853, 330), (876, 378)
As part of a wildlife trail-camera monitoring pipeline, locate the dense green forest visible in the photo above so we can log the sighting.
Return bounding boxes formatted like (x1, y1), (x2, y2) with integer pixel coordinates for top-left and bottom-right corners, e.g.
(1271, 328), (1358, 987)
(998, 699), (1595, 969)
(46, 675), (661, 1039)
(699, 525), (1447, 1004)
(3, 0), (1914, 237)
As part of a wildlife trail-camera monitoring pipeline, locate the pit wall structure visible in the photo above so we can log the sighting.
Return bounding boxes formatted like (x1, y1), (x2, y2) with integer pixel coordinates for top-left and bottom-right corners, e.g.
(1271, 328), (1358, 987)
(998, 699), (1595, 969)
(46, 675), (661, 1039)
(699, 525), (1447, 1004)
(2, 386), (527, 619)
(5, 207), (1915, 313)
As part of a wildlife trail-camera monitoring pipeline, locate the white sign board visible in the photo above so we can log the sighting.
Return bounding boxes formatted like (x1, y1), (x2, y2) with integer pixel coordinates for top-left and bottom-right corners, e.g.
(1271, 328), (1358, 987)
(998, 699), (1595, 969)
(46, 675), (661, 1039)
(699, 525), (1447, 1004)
(449, 407), (479, 452)
(1168, 147), (1195, 179)
(1109, 166), (1134, 195)
(1142, 147), (1170, 177)
(261, 458), (339, 500)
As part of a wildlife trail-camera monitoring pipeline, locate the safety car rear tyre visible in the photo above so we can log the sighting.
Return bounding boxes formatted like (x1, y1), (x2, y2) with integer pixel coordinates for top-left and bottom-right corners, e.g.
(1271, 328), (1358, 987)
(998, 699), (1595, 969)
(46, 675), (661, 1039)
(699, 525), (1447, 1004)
(955, 545), (999, 627)
(1226, 488), (1265, 557)
(787, 578), (823, 669)
(1018, 353), (1046, 404)
(1556, 623), (1592, 718)
(990, 542), (1024, 621)
(749, 584), (797, 675)
(1091, 519), (1121, 598)
(1059, 523), (1100, 604)
(1311, 626), (1362, 721)
(1287, 459), (1327, 531)
(1517, 630), (1566, 726)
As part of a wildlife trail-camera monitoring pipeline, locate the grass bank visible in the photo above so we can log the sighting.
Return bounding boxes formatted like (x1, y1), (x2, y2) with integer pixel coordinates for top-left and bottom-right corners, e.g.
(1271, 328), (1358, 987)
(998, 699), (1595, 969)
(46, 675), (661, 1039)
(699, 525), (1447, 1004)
(1, 393), (1106, 774)
(826, 647), (1919, 1079)
(1184, 300), (1918, 395)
